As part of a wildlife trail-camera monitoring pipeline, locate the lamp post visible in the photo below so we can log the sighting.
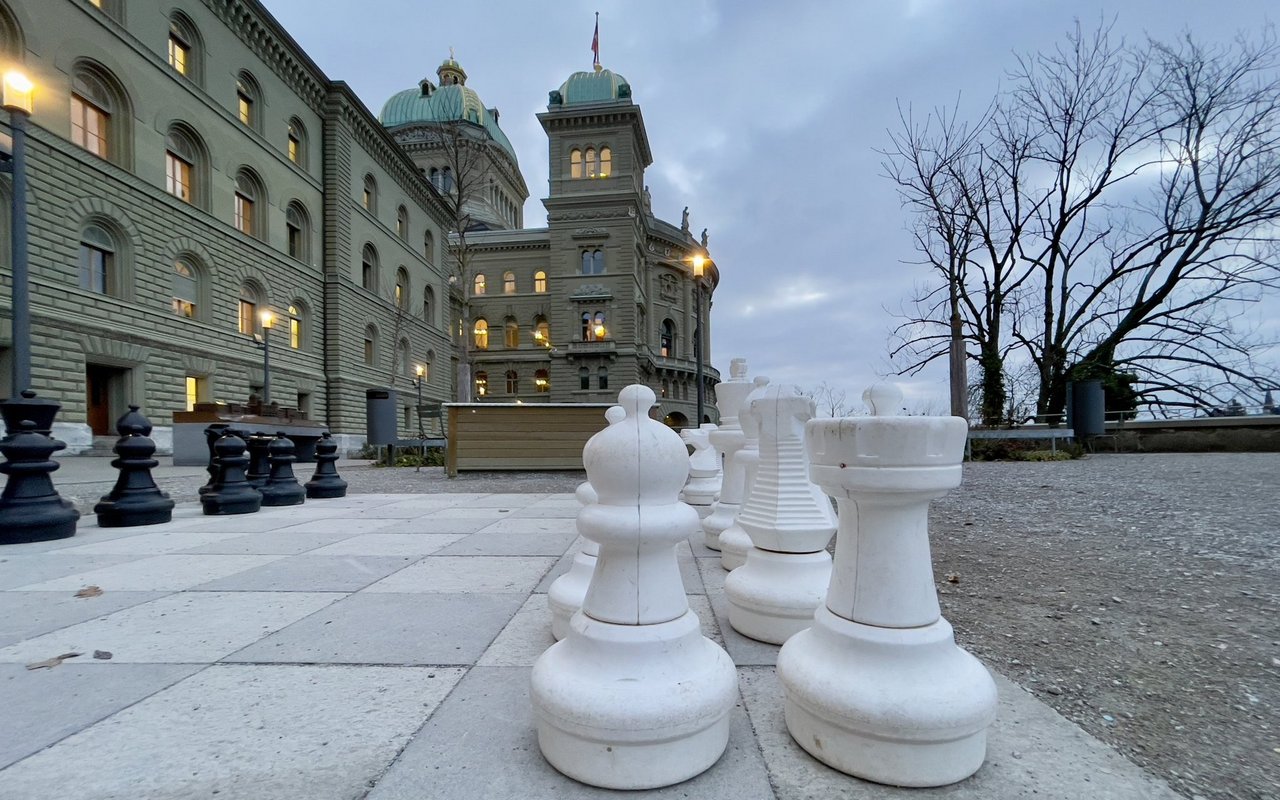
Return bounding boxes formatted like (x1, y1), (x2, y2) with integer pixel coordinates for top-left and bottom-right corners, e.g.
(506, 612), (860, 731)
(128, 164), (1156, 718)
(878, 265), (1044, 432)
(412, 364), (425, 440)
(254, 310), (274, 406)
(3, 70), (32, 397)
(692, 254), (706, 426)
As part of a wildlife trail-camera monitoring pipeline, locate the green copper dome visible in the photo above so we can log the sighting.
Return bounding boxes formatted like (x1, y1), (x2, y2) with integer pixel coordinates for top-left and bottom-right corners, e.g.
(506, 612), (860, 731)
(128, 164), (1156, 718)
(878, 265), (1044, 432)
(554, 67), (631, 106)
(379, 60), (518, 164)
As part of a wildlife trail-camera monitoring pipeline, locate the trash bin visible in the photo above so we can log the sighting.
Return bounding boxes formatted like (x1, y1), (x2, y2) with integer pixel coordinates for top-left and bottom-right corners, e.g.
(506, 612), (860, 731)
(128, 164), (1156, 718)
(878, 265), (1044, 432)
(1067, 380), (1105, 437)
(366, 388), (398, 445)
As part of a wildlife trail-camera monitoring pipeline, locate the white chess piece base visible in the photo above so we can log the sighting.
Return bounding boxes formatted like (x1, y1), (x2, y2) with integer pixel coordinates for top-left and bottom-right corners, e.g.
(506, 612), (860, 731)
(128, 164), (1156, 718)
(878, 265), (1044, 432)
(777, 604), (997, 787)
(546, 540), (600, 641)
(701, 501), (736, 550)
(531, 609), (738, 789)
(725, 548), (831, 644)
(718, 522), (751, 570)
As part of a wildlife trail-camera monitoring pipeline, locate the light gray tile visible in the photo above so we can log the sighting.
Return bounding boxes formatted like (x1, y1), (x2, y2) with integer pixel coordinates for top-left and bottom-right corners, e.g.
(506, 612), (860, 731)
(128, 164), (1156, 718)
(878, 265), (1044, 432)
(708, 590), (780, 666)
(225, 592), (524, 665)
(476, 517), (576, 535)
(332, 516), (498, 535)
(698, 556), (727, 593)
(177, 530), (359, 555)
(466, 493), (550, 508)
(0, 662), (205, 769)
(476, 595), (555, 667)
(434, 529), (579, 557)
(0, 554), (143, 590)
(0, 526), (151, 555)
(0, 591), (339, 664)
(308, 533), (466, 557)
(193, 555), (418, 592)
(15, 554), (286, 592)
(0, 664), (466, 800)
(271, 517), (404, 535)
(427, 507), (519, 519)
(54, 529), (249, 555)
(366, 666), (774, 800)
(0, 591), (167, 647)
(365, 556), (556, 594)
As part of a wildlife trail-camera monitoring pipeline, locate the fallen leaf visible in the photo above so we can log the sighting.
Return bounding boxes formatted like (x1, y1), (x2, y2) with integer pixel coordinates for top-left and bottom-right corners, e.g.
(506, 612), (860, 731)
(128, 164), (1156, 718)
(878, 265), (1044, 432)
(946, 573), (961, 584)
(74, 586), (103, 598)
(25, 652), (82, 670)
(92, 650), (113, 660)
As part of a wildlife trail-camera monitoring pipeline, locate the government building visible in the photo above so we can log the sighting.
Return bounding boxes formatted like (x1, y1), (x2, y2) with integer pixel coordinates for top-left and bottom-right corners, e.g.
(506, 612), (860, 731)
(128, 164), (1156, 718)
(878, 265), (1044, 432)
(0, 0), (719, 454)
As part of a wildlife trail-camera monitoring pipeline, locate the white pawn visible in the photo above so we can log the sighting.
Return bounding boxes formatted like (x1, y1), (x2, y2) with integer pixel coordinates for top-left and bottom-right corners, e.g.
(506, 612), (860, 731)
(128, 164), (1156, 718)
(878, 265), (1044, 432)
(531, 385), (738, 790)
(718, 375), (769, 570)
(777, 384), (997, 787)
(548, 405), (626, 641)
(725, 384), (836, 644)
(702, 358), (753, 550)
(679, 423), (720, 520)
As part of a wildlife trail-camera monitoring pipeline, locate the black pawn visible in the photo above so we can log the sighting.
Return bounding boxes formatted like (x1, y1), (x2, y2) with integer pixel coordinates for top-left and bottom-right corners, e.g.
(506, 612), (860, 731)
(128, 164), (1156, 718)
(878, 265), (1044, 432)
(199, 423), (231, 496)
(0, 420), (80, 543)
(244, 432), (272, 488)
(260, 432), (305, 507)
(94, 406), (175, 527)
(305, 431), (348, 499)
(202, 431), (262, 515)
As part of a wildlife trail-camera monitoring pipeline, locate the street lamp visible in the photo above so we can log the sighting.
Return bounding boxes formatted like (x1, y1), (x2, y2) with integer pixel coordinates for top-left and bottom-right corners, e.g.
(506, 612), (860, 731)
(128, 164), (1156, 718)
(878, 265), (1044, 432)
(412, 364), (426, 440)
(4, 70), (34, 399)
(254, 310), (274, 406)
(691, 253), (706, 426)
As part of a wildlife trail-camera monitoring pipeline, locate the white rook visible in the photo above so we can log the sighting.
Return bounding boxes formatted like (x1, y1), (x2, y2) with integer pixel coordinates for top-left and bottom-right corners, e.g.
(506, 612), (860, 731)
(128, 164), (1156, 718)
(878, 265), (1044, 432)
(777, 383), (997, 787)
(531, 385), (737, 790)
(702, 358), (753, 551)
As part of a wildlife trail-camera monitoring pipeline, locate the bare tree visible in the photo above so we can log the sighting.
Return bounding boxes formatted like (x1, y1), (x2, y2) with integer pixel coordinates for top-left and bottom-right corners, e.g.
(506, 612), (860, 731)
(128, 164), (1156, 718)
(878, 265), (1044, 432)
(885, 21), (1280, 420)
(804, 381), (856, 418)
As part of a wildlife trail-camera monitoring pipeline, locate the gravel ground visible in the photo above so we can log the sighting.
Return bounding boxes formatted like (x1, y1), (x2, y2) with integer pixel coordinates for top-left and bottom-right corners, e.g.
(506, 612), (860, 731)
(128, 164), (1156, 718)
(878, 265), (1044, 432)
(30, 452), (1279, 799)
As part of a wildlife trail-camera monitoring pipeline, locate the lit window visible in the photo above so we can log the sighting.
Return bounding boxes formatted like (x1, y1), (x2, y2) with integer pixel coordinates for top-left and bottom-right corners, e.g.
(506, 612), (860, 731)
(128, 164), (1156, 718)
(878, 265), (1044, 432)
(79, 224), (115, 295)
(570, 148), (582, 179)
(172, 259), (198, 318)
(234, 173), (256, 236)
(165, 128), (199, 204)
(534, 271), (547, 293)
(286, 118), (307, 168)
(473, 273), (487, 295)
(288, 304), (302, 349)
(534, 369), (550, 393)
(168, 28), (190, 75)
(236, 73), (261, 128)
(505, 370), (518, 394)
(533, 316), (550, 346)
(599, 146), (611, 177)
(585, 147), (597, 178)
(593, 312), (607, 341)
(473, 318), (489, 349)
(661, 319), (676, 357)
(288, 133), (299, 162)
(362, 174), (377, 212)
(185, 376), (199, 411)
(238, 288), (258, 335)
(70, 93), (109, 158)
(503, 271), (516, 294)
(475, 371), (488, 397)
(504, 318), (519, 348)
(395, 268), (409, 309)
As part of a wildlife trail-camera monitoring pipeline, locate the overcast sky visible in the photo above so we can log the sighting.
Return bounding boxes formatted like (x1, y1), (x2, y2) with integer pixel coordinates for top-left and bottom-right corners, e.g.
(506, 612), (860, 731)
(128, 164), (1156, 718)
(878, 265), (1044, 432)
(262, 0), (1274, 413)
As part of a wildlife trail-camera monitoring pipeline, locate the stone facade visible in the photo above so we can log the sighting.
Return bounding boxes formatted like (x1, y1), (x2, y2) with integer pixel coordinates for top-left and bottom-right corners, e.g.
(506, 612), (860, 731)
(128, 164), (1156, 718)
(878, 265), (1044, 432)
(0, 0), (453, 450)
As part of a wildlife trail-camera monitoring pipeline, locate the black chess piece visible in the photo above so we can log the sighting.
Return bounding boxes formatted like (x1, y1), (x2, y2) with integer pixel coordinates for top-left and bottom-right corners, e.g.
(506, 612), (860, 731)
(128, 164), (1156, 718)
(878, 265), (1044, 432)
(199, 423), (231, 496)
(201, 431), (262, 515)
(260, 432), (305, 507)
(94, 406), (175, 527)
(305, 431), (348, 499)
(0, 419), (80, 543)
(244, 431), (272, 488)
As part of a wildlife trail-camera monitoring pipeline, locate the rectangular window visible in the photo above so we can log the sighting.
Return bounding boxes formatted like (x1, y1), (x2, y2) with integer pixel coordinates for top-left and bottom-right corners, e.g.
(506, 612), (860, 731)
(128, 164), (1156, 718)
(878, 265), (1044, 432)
(287, 223), (302, 258)
(185, 376), (203, 411)
(238, 300), (256, 335)
(238, 92), (252, 125)
(70, 95), (108, 157)
(362, 188), (372, 210)
(363, 338), (374, 365)
(173, 298), (196, 318)
(234, 193), (254, 235)
(168, 35), (189, 75)
(166, 152), (192, 202)
(288, 135), (300, 164)
(290, 317), (301, 349)
(79, 245), (109, 294)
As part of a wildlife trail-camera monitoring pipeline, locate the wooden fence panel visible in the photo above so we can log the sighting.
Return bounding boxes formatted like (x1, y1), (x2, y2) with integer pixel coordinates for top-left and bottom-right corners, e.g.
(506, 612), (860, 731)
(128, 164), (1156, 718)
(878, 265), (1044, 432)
(446, 403), (615, 475)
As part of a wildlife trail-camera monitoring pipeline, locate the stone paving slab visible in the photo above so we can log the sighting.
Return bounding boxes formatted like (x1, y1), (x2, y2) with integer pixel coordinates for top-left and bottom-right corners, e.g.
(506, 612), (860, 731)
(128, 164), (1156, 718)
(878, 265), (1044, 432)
(0, 492), (1182, 799)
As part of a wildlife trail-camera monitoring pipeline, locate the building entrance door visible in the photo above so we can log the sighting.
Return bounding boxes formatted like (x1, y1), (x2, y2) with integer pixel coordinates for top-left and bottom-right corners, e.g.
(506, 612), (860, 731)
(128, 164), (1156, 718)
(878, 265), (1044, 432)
(86, 364), (127, 435)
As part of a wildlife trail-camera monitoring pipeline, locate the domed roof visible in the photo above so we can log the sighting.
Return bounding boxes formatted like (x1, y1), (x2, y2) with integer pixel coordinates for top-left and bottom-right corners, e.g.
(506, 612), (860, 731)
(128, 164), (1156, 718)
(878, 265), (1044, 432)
(378, 59), (518, 164)
(556, 67), (631, 106)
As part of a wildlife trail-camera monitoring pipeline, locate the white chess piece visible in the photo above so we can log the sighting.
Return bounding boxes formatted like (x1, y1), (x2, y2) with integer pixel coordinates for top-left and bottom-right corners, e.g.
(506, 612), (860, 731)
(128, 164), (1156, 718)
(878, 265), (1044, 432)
(531, 385), (738, 790)
(777, 383), (997, 787)
(679, 423), (720, 520)
(718, 375), (769, 570)
(725, 384), (836, 643)
(547, 405), (625, 640)
(702, 358), (753, 550)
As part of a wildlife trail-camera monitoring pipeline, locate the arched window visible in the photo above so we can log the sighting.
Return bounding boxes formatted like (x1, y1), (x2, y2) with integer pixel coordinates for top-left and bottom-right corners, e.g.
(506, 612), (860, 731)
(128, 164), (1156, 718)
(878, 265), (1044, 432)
(397, 338), (411, 376)
(599, 146), (612, 177)
(473, 273), (487, 295)
(579, 366), (590, 391)
(570, 148), (582, 179)
(504, 317), (519, 348)
(236, 71), (262, 131)
(172, 258), (199, 318)
(534, 369), (550, 393)
(533, 316), (550, 346)
(79, 223), (116, 295)
(474, 371), (489, 397)
(396, 205), (409, 240)
(503, 271), (516, 294)
(505, 370), (518, 394)
(585, 147), (597, 178)
(239, 283), (264, 335)
(287, 118), (307, 168)
(165, 124), (205, 207)
(581, 249), (604, 275)
(661, 319), (676, 357)
(593, 311), (607, 341)
(473, 318), (489, 350)
(442, 167), (453, 192)
(580, 312), (591, 342)
(534, 270), (547, 293)
(361, 243), (378, 290)
(423, 285), (435, 325)
(362, 174), (377, 212)
(662, 378), (670, 398)
(70, 61), (131, 167)
(167, 13), (203, 84)
(424, 229), (435, 262)
(598, 366), (609, 390)
(429, 167), (440, 190)
(288, 303), (305, 349)
(363, 325), (377, 366)
(234, 168), (265, 237)
(395, 267), (410, 309)
(286, 202), (310, 261)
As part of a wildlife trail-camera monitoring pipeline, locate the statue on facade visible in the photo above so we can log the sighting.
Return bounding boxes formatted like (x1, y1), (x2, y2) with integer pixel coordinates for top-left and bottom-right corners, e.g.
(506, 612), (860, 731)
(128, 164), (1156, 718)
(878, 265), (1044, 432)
(700, 228), (708, 248)
(643, 185), (652, 216)
(681, 206), (690, 233)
